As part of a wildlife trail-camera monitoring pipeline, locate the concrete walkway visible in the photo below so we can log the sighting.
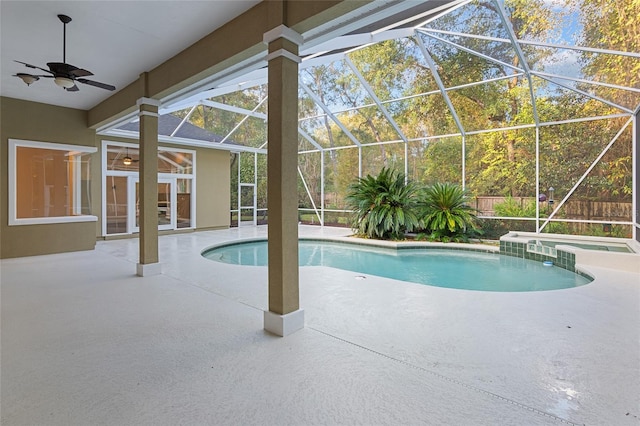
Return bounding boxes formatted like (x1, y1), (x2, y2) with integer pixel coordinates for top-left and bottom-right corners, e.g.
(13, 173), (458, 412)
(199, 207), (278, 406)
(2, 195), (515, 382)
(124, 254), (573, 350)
(2, 225), (639, 425)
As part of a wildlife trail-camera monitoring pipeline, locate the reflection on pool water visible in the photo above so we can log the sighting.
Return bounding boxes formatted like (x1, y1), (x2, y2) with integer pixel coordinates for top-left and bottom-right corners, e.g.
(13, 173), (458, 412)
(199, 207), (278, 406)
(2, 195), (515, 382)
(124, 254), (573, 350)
(202, 240), (592, 292)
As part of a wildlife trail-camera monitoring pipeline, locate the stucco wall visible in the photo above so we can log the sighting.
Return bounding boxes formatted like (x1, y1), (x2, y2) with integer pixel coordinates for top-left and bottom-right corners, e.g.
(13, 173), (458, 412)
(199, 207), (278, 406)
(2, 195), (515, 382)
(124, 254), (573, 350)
(0, 97), (99, 258)
(1, 97), (231, 258)
(195, 148), (230, 229)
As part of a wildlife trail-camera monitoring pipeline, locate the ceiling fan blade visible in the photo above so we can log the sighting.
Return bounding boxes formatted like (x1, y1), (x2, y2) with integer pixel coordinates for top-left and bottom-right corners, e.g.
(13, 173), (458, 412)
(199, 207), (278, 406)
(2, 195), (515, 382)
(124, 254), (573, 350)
(76, 78), (115, 91)
(47, 62), (93, 77)
(14, 60), (53, 74)
(14, 73), (52, 78)
(70, 68), (93, 77)
(65, 84), (80, 92)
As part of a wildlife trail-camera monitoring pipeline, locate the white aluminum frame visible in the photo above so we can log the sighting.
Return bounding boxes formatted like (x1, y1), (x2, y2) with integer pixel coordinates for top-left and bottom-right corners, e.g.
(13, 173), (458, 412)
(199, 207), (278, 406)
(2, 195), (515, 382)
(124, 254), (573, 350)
(97, 0), (638, 235)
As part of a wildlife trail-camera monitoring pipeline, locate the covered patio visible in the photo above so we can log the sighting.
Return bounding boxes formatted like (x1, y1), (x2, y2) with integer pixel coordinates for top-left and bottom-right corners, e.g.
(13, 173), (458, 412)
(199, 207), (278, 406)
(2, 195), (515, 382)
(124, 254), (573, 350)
(2, 226), (638, 425)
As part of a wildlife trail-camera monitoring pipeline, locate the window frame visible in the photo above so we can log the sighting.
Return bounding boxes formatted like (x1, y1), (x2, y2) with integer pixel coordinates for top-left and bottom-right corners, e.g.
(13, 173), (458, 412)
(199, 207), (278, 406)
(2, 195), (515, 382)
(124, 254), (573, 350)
(8, 139), (98, 226)
(101, 140), (197, 236)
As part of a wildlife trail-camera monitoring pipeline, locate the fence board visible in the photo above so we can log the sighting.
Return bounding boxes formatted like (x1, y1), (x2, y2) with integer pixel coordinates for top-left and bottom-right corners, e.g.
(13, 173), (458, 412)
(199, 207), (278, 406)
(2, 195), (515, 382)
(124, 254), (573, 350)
(475, 197), (631, 221)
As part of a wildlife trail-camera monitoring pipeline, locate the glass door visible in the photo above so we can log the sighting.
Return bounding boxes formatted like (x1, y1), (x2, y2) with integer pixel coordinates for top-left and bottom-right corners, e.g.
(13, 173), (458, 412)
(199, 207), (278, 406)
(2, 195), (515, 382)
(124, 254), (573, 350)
(129, 177), (176, 232)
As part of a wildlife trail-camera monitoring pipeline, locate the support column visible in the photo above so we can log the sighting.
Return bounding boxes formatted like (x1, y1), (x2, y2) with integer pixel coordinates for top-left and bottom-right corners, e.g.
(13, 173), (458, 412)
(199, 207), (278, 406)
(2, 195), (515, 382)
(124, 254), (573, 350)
(136, 97), (162, 276)
(263, 25), (304, 336)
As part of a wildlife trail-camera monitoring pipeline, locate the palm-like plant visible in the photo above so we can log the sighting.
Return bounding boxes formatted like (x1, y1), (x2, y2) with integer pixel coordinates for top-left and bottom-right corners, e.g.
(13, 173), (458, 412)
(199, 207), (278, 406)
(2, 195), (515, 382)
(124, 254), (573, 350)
(345, 167), (420, 240)
(419, 182), (479, 242)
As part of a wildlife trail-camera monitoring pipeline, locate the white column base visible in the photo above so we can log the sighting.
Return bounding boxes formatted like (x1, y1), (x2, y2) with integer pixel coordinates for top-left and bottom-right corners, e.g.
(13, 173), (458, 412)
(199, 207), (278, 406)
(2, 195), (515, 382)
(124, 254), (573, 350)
(136, 262), (162, 277)
(264, 309), (305, 337)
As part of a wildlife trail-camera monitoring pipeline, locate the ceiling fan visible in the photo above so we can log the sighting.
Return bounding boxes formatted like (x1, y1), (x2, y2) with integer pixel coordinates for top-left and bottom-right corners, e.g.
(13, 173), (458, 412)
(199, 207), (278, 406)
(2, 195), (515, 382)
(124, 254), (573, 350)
(13, 14), (115, 92)
(109, 147), (139, 165)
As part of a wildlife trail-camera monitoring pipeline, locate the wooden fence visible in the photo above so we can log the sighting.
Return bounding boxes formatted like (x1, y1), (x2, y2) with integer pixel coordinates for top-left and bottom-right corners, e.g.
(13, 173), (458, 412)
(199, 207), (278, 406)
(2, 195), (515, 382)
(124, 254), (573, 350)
(475, 196), (632, 221)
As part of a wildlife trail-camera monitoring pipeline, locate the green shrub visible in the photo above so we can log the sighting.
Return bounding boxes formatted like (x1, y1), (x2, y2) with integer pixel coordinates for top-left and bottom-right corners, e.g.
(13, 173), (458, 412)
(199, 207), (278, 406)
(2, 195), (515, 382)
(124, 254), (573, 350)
(418, 182), (479, 241)
(493, 196), (537, 217)
(345, 167), (420, 240)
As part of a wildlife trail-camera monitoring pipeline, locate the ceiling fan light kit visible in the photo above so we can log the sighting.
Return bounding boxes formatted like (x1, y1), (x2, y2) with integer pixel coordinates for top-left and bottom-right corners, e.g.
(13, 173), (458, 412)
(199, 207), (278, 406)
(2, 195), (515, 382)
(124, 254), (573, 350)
(114, 147), (137, 166)
(16, 73), (39, 85)
(13, 14), (115, 92)
(54, 76), (75, 88)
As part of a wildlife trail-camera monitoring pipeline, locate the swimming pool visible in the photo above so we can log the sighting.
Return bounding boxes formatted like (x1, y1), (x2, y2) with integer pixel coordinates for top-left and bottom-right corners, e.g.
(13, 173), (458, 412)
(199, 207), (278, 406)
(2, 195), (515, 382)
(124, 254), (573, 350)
(202, 240), (592, 292)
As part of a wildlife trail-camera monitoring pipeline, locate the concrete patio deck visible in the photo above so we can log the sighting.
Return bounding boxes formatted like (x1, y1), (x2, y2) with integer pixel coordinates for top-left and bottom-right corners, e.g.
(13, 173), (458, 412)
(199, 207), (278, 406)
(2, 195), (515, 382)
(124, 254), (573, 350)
(1, 225), (639, 425)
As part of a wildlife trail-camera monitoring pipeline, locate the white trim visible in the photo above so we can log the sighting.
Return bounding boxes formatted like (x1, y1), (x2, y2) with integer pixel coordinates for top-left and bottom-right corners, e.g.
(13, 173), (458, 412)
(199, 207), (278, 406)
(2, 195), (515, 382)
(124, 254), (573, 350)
(265, 48), (301, 63)
(138, 110), (160, 118)
(263, 25), (303, 45)
(7, 139), (18, 226)
(102, 130), (268, 155)
(10, 216), (98, 226)
(95, 110), (139, 134)
(8, 139), (97, 226)
(158, 52), (266, 115)
(264, 309), (305, 337)
(301, 28), (414, 56)
(101, 140), (108, 236)
(72, 153), (82, 215)
(136, 262), (162, 277)
(136, 97), (162, 108)
(10, 139), (97, 154)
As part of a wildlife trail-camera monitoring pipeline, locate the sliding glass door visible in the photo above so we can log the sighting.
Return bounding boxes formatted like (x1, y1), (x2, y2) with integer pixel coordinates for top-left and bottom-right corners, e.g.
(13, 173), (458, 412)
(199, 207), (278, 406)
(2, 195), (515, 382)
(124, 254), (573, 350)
(129, 177), (175, 232)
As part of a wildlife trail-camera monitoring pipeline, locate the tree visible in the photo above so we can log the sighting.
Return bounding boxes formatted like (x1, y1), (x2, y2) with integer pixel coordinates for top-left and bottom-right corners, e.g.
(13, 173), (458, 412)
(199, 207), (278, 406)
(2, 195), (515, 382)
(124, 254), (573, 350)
(570, 0), (639, 200)
(409, 0), (558, 194)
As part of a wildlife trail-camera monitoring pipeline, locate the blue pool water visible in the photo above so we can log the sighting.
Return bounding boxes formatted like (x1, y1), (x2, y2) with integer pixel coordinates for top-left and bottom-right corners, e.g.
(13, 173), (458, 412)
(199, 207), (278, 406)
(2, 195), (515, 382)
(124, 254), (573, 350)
(202, 240), (592, 292)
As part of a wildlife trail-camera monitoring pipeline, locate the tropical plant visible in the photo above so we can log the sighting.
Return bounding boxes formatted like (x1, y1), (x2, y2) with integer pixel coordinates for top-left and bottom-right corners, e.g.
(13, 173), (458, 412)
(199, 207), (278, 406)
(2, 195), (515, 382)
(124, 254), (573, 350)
(418, 182), (479, 242)
(345, 167), (420, 240)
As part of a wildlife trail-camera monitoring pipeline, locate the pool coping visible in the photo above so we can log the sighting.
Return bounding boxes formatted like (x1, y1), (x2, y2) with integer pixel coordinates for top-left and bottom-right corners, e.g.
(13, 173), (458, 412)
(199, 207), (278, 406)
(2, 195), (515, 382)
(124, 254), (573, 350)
(201, 234), (501, 256)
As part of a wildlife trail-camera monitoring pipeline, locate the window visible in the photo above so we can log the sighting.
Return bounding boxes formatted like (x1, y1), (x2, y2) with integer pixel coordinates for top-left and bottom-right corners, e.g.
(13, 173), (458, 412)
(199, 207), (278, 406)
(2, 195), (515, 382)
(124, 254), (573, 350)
(102, 141), (195, 235)
(159, 149), (193, 174)
(9, 139), (97, 225)
(104, 145), (193, 174)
